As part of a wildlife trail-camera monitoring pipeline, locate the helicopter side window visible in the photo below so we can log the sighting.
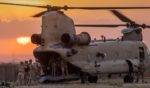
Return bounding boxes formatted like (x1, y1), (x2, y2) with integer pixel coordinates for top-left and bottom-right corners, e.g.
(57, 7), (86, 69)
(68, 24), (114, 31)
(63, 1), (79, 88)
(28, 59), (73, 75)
(96, 53), (105, 59)
(139, 47), (145, 60)
(146, 48), (150, 57)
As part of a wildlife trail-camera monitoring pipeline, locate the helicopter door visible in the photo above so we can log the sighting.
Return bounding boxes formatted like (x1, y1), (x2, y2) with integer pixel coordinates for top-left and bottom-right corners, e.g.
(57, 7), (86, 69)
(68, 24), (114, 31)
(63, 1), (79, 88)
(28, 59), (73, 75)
(139, 47), (145, 60)
(94, 52), (105, 72)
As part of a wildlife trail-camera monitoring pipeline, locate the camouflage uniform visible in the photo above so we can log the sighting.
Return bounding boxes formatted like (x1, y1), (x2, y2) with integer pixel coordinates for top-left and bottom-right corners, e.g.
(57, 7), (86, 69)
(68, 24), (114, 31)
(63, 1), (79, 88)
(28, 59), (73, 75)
(24, 61), (30, 85)
(52, 62), (57, 76)
(28, 60), (34, 85)
(61, 60), (68, 76)
(33, 62), (42, 83)
(16, 62), (25, 85)
(136, 60), (145, 83)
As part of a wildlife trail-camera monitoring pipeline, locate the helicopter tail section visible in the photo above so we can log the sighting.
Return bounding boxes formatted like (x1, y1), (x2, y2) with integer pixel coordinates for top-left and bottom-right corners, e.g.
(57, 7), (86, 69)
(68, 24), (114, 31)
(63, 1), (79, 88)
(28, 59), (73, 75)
(33, 50), (81, 82)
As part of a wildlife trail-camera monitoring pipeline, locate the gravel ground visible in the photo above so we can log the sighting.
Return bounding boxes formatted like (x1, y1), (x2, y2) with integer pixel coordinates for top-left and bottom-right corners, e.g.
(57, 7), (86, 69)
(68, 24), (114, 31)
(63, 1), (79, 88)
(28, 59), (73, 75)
(14, 83), (150, 88)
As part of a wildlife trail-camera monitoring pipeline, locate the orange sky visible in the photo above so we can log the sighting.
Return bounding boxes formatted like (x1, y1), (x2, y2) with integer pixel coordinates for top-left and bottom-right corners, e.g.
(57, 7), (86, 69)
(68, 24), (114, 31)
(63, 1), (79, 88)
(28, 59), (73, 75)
(0, 0), (150, 62)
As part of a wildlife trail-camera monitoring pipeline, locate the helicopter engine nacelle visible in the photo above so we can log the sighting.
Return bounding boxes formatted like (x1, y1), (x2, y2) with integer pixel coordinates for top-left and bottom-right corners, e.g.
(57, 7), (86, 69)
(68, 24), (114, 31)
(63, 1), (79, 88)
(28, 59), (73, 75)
(31, 34), (41, 45)
(61, 32), (91, 46)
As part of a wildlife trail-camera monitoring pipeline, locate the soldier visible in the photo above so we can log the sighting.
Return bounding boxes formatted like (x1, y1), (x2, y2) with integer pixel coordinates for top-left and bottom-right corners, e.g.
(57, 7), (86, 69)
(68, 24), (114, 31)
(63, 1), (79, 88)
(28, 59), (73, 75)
(16, 61), (25, 85)
(48, 59), (53, 75)
(51, 61), (57, 76)
(61, 60), (68, 76)
(61, 60), (65, 76)
(136, 59), (145, 83)
(24, 61), (30, 85)
(33, 60), (42, 83)
(28, 59), (34, 85)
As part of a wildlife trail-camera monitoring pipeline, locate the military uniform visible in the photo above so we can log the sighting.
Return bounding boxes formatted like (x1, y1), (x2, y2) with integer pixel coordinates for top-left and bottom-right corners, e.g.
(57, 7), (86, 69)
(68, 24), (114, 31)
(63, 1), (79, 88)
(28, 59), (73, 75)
(24, 61), (30, 85)
(61, 60), (68, 76)
(52, 62), (57, 76)
(136, 61), (145, 83)
(16, 62), (25, 85)
(33, 62), (42, 83)
(28, 63), (34, 85)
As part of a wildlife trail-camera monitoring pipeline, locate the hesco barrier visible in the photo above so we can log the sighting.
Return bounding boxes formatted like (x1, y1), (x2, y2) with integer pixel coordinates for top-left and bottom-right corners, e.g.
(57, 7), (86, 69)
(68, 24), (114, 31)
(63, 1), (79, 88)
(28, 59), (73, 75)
(0, 63), (18, 82)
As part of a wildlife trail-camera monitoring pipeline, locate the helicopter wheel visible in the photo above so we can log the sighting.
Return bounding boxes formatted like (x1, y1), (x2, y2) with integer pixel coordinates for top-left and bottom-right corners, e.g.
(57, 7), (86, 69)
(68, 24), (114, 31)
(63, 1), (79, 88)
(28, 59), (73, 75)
(124, 75), (134, 83)
(88, 75), (98, 83)
(80, 73), (88, 83)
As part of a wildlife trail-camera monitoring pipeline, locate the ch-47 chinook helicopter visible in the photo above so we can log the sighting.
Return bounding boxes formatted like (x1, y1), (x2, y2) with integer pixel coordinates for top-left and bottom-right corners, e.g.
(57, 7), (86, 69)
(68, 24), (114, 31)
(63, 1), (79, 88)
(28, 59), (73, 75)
(1, 2), (150, 83)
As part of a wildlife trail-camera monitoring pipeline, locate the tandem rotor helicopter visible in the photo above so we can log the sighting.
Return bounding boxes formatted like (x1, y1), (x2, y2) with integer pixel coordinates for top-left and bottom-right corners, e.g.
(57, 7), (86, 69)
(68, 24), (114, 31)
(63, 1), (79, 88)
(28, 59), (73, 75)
(1, 2), (150, 83)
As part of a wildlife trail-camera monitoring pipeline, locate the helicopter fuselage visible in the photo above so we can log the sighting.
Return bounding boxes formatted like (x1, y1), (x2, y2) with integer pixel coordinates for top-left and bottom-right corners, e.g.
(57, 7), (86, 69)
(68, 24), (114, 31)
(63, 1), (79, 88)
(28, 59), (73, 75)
(66, 40), (150, 75)
(31, 11), (150, 82)
(34, 39), (150, 75)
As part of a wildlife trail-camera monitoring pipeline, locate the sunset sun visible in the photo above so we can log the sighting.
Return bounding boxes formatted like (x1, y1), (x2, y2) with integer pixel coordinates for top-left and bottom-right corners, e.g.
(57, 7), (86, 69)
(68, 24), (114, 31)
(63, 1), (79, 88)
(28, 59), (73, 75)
(16, 37), (31, 45)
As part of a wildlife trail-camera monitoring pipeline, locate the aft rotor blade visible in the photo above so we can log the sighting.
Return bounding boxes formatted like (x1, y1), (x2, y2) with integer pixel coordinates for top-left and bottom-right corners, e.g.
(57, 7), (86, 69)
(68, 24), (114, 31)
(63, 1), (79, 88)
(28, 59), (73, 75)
(32, 11), (47, 17)
(67, 7), (150, 10)
(0, 2), (46, 8)
(139, 24), (150, 28)
(111, 10), (134, 23)
(146, 26), (150, 28)
(75, 24), (126, 27)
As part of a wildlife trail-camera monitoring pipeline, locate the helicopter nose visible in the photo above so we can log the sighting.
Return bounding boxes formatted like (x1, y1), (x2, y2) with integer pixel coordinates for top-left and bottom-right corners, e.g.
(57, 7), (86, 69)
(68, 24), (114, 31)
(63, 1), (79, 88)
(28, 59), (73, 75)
(34, 51), (62, 66)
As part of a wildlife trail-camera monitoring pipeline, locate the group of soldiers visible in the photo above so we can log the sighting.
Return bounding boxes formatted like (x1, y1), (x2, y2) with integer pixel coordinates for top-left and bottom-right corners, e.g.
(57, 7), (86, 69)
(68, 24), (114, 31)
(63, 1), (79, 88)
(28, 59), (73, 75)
(16, 59), (42, 85)
(16, 58), (69, 85)
(45, 58), (69, 77)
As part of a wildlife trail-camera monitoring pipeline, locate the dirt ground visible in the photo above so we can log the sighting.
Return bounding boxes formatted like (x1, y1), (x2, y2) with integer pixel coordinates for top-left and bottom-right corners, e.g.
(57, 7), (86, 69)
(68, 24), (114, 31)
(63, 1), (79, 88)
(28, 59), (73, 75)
(14, 78), (150, 88)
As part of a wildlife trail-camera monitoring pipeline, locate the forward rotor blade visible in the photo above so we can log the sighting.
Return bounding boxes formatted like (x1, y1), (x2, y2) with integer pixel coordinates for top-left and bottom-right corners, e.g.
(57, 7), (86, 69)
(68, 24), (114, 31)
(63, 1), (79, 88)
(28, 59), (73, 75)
(75, 24), (126, 27)
(1, 2), (150, 10)
(111, 10), (134, 23)
(0, 2), (46, 8)
(32, 11), (47, 17)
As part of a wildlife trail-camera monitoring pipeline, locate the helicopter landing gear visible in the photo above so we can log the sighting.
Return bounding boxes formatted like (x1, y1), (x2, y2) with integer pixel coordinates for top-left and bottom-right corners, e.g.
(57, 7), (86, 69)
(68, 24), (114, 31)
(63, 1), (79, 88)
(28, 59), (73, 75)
(124, 75), (134, 83)
(80, 73), (88, 83)
(80, 73), (98, 83)
(88, 75), (98, 83)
